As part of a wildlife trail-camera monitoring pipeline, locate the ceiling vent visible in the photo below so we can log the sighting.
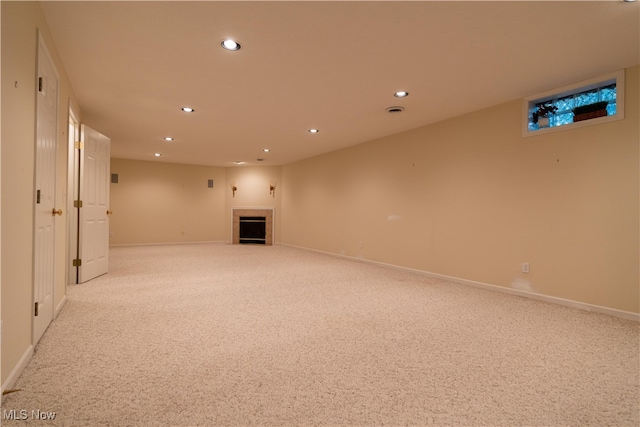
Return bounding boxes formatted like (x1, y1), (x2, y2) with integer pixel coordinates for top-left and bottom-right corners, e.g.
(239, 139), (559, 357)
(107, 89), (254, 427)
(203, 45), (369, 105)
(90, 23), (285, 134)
(386, 106), (405, 113)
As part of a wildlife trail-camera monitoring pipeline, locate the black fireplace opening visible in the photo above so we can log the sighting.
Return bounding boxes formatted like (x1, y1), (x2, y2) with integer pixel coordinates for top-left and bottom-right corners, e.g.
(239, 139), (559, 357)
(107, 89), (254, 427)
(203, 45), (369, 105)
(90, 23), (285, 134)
(239, 216), (266, 244)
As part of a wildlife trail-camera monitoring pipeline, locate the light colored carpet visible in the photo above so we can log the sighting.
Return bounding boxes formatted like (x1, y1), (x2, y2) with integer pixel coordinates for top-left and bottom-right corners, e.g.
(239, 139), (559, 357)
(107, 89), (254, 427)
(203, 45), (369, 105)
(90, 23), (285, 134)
(3, 243), (639, 426)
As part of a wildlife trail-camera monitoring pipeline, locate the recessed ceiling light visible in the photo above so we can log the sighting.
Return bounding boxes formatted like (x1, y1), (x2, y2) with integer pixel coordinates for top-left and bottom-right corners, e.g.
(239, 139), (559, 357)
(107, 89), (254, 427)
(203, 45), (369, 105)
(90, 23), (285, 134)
(309, 129), (319, 133)
(234, 161), (245, 165)
(154, 153), (162, 157)
(164, 137), (174, 141)
(181, 107), (194, 113)
(263, 148), (270, 152)
(394, 91), (409, 98)
(221, 39), (241, 51)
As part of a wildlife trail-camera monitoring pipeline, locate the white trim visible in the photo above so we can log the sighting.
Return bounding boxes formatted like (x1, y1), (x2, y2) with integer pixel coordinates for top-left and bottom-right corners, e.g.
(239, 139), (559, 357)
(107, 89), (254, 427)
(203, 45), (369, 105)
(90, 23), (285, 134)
(279, 243), (640, 322)
(109, 240), (226, 248)
(54, 295), (67, 319)
(522, 69), (625, 137)
(1, 345), (34, 396)
(0, 4), (2, 401)
(67, 104), (80, 286)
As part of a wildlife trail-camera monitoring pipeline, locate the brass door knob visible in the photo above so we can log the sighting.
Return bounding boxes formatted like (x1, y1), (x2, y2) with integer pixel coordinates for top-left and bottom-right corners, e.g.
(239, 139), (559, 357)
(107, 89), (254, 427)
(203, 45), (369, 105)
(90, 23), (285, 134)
(106, 210), (113, 215)
(51, 208), (63, 216)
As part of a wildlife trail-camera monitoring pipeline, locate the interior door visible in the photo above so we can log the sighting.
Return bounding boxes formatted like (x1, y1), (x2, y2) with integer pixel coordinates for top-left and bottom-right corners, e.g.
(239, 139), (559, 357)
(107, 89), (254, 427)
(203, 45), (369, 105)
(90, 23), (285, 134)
(33, 35), (59, 343)
(78, 125), (110, 283)
(67, 109), (80, 285)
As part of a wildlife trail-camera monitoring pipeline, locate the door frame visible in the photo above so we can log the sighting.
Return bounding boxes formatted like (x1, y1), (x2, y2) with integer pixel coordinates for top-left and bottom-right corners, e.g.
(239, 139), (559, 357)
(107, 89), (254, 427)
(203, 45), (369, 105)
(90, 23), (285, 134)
(66, 105), (80, 285)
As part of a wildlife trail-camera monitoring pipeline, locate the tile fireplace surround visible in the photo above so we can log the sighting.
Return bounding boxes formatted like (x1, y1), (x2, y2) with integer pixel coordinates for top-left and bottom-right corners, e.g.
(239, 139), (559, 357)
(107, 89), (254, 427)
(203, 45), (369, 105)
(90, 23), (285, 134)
(232, 208), (273, 245)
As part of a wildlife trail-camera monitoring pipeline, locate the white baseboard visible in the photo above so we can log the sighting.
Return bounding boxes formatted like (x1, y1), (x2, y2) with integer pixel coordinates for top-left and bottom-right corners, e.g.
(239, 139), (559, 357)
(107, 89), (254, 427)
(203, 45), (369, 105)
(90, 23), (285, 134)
(55, 295), (67, 319)
(2, 345), (34, 398)
(279, 243), (640, 322)
(109, 240), (226, 248)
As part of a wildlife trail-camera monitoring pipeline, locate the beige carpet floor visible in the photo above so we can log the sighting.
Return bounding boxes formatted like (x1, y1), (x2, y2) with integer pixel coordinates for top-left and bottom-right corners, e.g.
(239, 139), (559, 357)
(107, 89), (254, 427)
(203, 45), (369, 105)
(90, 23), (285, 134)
(2, 243), (639, 426)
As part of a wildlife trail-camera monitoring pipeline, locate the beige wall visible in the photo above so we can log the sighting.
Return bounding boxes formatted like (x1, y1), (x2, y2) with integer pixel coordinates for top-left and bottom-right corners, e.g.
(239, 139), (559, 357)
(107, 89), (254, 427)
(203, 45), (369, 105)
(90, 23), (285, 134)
(281, 66), (639, 314)
(109, 161), (282, 245)
(1, 1), (75, 386)
(109, 159), (227, 245)
(225, 166), (282, 243)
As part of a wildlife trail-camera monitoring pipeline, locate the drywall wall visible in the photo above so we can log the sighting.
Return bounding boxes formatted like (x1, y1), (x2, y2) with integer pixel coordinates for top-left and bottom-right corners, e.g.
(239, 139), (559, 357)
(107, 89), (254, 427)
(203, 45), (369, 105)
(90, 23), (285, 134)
(109, 159), (227, 245)
(225, 166), (282, 243)
(281, 66), (639, 314)
(109, 159), (282, 245)
(108, 162), (283, 245)
(1, 1), (75, 386)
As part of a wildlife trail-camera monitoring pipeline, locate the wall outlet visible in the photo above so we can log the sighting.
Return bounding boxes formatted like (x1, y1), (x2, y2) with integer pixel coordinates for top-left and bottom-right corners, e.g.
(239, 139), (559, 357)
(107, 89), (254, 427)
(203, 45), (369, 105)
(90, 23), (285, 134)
(522, 262), (530, 274)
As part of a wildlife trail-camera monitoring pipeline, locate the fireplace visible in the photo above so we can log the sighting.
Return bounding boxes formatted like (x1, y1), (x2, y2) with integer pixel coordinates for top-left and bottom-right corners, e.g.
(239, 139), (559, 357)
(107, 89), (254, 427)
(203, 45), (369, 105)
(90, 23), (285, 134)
(232, 208), (273, 245)
(239, 216), (266, 244)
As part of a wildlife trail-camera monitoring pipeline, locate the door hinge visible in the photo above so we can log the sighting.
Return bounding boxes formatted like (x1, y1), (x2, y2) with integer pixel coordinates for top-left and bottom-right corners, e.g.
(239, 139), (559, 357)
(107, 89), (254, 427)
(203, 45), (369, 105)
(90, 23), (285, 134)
(38, 77), (43, 92)
(74, 140), (84, 150)
(73, 259), (82, 267)
(34, 302), (39, 317)
(74, 200), (83, 208)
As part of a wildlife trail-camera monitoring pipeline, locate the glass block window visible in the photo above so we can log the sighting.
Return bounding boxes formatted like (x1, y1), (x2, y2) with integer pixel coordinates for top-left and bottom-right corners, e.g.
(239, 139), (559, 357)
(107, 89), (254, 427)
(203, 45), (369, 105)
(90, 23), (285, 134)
(523, 70), (625, 136)
(527, 83), (617, 132)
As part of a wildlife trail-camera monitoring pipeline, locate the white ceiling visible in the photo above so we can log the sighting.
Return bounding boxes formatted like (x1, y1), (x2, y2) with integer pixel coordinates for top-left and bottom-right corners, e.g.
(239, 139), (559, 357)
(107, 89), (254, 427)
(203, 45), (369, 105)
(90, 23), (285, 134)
(40, 1), (639, 167)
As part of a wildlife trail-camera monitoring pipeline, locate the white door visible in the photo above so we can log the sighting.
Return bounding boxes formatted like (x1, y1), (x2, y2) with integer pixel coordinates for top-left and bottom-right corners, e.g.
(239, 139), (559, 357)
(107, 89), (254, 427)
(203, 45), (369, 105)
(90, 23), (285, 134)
(78, 125), (110, 283)
(33, 36), (59, 343)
